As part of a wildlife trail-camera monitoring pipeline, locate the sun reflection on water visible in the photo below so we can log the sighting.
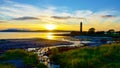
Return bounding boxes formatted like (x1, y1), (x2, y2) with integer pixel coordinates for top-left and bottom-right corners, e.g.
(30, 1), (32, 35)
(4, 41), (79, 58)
(47, 32), (54, 39)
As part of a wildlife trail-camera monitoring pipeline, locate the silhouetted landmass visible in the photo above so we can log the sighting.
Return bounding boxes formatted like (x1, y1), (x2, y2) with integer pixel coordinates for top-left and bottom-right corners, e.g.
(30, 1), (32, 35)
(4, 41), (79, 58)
(0, 28), (120, 38)
(70, 31), (120, 37)
(0, 29), (72, 32)
(0, 29), (29, 32)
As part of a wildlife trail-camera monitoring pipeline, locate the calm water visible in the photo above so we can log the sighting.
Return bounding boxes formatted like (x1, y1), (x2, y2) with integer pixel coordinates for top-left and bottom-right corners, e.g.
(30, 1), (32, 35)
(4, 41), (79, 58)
(0, 32), (70, 40)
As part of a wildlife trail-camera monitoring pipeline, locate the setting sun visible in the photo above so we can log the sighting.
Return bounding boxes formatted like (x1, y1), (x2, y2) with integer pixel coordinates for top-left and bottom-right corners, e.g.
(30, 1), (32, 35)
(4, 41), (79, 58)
(45, 24), (56, 30)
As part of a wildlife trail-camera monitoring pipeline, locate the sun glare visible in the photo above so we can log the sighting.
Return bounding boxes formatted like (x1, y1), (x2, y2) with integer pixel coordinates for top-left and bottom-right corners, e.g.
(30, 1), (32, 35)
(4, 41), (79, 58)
(47, 32), (54, 39)
(45, 24), (56, 30)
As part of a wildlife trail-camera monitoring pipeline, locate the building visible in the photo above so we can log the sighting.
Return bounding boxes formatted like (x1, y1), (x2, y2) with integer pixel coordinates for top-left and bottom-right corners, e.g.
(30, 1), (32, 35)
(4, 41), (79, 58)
(80, 22), (82, 33)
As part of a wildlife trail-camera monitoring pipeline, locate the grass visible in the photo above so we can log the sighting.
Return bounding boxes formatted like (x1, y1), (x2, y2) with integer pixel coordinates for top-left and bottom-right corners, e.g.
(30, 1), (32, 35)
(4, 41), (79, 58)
(0, 49), (47, 68)
(50, 43), (120, 68)
(0, 63), (15, 68)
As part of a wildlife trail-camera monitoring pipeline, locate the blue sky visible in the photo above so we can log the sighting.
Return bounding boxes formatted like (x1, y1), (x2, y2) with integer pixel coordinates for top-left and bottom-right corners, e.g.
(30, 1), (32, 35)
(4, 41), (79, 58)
(2, 0), (119, 11)
(0, 0), (120, 31)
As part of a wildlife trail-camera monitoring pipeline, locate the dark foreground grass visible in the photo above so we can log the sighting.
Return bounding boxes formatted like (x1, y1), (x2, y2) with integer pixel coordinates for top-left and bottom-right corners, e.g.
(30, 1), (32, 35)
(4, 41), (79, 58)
(0, 49), (47, 68)
(50, 43), (120, 68)
(0, 63), (15, 68)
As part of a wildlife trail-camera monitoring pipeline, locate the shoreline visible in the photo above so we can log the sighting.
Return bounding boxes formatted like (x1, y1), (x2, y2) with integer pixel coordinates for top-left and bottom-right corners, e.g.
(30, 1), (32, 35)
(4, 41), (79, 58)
(0, 38), (73, 52)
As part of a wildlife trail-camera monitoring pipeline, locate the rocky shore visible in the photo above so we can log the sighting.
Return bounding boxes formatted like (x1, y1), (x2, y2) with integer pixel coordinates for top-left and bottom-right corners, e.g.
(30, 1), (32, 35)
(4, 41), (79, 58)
(0, 38), (72, 53)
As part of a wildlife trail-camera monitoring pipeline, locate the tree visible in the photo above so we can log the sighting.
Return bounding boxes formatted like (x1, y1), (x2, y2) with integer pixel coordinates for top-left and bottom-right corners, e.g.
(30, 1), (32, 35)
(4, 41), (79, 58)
(107, 29), (115, 35)
(88, 28), (95, 35)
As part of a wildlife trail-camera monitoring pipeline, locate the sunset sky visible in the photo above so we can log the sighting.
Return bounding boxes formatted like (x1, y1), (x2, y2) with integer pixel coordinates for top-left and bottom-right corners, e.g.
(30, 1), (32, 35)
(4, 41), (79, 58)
(0, 0), (120, 31)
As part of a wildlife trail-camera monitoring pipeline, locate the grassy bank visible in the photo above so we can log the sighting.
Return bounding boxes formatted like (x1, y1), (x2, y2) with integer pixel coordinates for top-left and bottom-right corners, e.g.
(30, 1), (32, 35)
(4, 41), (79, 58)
(0, 49), (47, 68)
(50, 43), (120, 68)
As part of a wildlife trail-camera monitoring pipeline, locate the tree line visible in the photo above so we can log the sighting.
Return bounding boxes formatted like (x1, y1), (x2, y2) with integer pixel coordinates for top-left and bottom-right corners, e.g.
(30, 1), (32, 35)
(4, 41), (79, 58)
(71, 28), (120, 37)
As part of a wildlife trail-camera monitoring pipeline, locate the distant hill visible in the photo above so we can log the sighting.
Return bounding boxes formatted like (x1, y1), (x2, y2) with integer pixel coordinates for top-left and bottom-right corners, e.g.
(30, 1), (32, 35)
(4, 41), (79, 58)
(0, 29), (73, 32)
(0, 29), (30, 32)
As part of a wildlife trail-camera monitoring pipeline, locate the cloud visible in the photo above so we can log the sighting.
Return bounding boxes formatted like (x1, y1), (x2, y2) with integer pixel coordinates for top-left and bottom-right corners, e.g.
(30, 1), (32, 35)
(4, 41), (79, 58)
(0, 20), (7, 23)
(51, 16), (72, 19)
(92, 10), (119, 16)
(0, 0), (119, 27)
(101, 15), (116, 18)
(13, 16), (39, 20)
(0, 4), (41, 18)
(74, 10), (93, 18)
(0, 0), (55, 18)
(51, 16), (85, 20)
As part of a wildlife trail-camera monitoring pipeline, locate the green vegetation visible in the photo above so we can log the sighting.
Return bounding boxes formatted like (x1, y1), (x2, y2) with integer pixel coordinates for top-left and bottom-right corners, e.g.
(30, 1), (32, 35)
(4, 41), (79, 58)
(37, 63), (48, 68)
(0, 63), (15, 68)
(50, 48), (60, 64)
(1, 49), (29, 60)
(0, 49), (47, 68)
(50, 44), (120, 68)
